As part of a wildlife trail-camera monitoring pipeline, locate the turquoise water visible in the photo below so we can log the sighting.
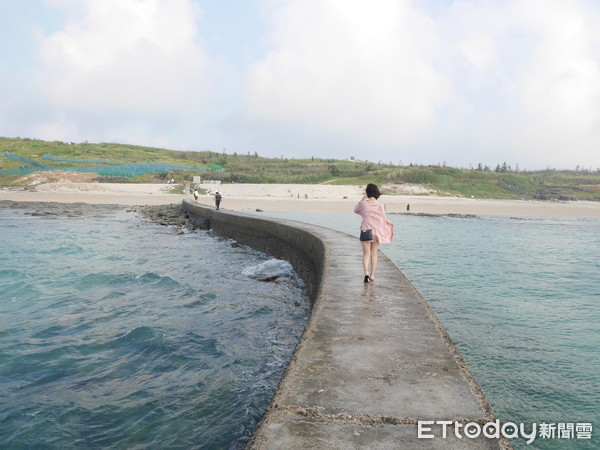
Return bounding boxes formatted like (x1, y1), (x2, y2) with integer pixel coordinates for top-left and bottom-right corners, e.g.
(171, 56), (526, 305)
(262, 210), (599, 449)
(0, 207), (309, 448)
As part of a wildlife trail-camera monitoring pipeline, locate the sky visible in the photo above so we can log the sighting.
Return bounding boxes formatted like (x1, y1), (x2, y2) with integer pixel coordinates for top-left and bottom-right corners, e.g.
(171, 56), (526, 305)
(1, 0), (599, 170)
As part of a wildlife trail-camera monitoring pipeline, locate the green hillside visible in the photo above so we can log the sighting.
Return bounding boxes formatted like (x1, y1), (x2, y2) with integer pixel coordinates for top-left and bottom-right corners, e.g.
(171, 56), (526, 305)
(1, 137), (599, 201)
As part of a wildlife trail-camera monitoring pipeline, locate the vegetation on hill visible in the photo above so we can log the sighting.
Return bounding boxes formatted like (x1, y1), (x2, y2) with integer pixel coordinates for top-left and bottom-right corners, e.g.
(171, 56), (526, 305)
(1, 137), (599, 201)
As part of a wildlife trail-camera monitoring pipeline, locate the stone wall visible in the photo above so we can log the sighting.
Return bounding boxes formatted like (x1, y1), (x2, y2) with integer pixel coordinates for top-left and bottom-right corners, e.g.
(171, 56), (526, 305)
(182, 199), (325, 303)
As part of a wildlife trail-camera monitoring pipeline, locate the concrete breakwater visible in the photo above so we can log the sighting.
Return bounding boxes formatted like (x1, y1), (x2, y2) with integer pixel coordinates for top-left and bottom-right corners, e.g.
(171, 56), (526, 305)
(182, 199), (507, 449)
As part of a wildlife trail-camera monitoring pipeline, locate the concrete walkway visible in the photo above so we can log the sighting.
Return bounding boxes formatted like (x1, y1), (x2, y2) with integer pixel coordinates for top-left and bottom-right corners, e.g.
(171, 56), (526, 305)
(181, 201), (507, 449)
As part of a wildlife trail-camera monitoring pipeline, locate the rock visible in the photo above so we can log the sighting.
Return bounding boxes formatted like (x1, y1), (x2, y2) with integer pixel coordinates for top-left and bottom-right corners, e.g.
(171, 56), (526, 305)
(138, 204), (209, 230)
(391, 212), (479, 219)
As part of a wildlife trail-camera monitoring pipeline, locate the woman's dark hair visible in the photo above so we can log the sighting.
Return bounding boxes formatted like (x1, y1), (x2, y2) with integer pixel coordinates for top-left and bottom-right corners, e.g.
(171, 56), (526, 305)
(366, 183), (381, 199)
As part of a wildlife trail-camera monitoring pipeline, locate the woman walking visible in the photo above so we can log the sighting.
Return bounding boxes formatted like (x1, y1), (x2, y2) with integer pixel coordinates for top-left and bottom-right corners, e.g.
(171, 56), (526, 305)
(354, 184), (394, 283)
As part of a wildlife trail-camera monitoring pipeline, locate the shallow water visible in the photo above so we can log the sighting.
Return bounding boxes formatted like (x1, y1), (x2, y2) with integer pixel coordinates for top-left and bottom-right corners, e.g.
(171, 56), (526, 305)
(262, 210), (599, 449)
(0, 207), (309, 448)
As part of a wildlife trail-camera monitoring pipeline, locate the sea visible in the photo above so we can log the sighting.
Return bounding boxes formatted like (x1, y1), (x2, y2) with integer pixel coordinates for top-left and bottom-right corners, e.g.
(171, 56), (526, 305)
(1, 203), (598, 449)
(260, 210), (599, 450)
(0, 205), (309, 449)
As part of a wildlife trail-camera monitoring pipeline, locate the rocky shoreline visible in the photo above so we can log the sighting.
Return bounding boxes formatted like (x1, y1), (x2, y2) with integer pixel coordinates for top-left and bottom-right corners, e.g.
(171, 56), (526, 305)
(136, 204), (200, 230)
(0, 200), (124, 218)
(390, 211), (479, 219)
(0, 201), (199, 230)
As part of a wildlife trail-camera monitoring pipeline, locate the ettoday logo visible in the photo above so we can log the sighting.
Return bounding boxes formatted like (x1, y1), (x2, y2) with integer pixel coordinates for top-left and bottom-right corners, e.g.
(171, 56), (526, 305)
(417, 420), (593, 444)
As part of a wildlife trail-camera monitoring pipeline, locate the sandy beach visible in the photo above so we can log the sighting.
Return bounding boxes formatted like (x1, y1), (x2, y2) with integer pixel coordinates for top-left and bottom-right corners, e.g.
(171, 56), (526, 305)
(1, 182), (599, 217)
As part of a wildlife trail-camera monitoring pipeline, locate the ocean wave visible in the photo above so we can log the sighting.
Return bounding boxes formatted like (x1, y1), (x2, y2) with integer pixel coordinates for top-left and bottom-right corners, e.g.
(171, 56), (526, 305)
(181, 292), (218, 308)
(73, 271), (181, 290)
(0, 211), (310, 449)
(135, 272), (181, 287)
(0, 278), (41, 303)
(241, 258), (303, 284)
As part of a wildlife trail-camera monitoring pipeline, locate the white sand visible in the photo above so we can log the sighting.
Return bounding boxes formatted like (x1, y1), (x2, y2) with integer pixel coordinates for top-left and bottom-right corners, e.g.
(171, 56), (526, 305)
(1, 182), (599, 217)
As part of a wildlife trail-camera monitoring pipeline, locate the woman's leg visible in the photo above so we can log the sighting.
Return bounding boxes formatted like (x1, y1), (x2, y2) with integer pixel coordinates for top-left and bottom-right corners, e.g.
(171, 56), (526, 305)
(369, 242), (380, 280)
(361, 241), (371, 277)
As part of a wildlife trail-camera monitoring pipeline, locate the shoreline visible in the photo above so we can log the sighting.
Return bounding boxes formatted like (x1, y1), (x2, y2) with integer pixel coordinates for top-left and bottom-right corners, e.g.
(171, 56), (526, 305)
(1, 182), (600, 217)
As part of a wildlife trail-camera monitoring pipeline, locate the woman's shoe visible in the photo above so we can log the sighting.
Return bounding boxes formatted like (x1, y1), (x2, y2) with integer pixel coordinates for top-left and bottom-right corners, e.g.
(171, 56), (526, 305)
(364, 275), (370, 283)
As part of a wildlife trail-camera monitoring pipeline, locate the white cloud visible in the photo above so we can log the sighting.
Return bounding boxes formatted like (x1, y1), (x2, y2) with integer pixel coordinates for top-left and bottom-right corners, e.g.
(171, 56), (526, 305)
(34, 0), (224, 142)
(509, 0), (600, 167)
(244, 0), (451, 149)
(439, 0), (600, 168)
(241, 0), (600, 168)
(457, 39), (496, 70)
(31, 115), (80, 142)
(3, 0), (599, 168)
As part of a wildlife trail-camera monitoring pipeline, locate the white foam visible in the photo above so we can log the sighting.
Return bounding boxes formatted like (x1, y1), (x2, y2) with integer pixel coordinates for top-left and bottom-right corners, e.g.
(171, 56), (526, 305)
(242, 258), (302, 283)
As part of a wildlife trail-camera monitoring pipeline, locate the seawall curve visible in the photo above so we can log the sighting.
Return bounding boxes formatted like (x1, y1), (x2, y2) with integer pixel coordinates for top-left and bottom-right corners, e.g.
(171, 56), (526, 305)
(182, 199), (507, 449)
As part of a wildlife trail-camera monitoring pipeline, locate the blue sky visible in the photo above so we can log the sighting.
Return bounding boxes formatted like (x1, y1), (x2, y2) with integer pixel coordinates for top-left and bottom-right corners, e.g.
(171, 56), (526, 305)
(1, 0), (599, 170)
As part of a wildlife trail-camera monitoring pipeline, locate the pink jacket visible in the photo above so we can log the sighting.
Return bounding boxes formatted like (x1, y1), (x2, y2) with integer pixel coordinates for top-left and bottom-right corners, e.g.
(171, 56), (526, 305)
(354, 199), (394, 244)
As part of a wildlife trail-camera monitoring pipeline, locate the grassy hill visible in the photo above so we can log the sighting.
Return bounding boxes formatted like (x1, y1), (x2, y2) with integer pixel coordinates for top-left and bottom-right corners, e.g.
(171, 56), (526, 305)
(1, 137), (599, 201)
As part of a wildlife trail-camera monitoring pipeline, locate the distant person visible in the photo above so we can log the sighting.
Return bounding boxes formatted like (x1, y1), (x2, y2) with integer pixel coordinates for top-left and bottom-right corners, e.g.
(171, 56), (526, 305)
(215, 192), (222, 210)
(193, 189), (199, 202)
(406, 203), (410, 211)
(354, 183), (394, 283)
